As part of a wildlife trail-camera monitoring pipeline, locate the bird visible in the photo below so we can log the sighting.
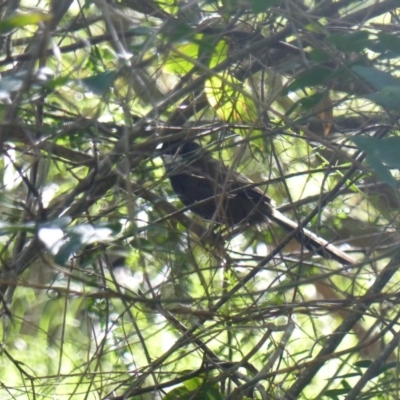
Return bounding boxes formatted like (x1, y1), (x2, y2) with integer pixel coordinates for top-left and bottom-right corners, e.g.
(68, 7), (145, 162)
(161, 139), (356, 265)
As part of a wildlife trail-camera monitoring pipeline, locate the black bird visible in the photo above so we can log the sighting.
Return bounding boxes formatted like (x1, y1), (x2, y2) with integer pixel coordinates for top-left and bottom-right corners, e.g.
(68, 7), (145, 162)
(162, 140), (356, 264)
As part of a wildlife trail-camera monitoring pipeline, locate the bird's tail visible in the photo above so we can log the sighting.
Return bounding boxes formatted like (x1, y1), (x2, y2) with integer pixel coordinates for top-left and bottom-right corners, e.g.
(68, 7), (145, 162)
(269, 208), (356, 265)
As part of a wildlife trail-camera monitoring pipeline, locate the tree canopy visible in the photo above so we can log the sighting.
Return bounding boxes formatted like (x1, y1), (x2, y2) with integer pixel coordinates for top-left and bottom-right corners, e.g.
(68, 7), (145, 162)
(1, 0), (400, 399)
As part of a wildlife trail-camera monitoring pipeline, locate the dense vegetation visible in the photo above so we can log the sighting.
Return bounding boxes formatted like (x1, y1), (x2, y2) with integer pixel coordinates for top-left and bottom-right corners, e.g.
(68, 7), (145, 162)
(1, 0), (400, 399)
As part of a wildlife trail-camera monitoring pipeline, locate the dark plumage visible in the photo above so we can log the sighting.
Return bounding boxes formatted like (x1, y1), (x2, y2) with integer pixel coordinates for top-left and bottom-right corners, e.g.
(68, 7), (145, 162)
(162, 140), (356, 264)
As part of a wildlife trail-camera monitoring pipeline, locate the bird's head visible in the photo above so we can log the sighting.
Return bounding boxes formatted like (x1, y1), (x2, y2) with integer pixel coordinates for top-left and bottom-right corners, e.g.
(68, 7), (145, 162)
(161, 140), (202, 169)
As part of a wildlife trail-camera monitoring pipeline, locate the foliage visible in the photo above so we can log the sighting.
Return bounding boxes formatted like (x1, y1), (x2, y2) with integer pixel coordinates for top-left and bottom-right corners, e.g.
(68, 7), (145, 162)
(0, 0), (400, 399)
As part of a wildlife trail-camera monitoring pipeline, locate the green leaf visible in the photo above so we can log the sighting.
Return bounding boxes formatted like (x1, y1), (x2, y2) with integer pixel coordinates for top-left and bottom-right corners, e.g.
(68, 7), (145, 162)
(163, 382), (222, 400)
(221, 0), (276, 14)
(377, 32), (400, 55)
(163, 386), (192, 400)
(163, 20), (194, 44)
(40, 217), (72, 230)
(341, 379), (352, 389)
(367, 155), (397, 186)
(327, 30), (371, 52)
(309, 48), (331, 62)
(283, 66), (333, 94)
(352, 66), (400, 108)
(0, 74), (24, 98)
(352, 136), (400, 187)
(365, 86), (400, 109)
(46, 75), (72, 90)
(205, 74), (257, 122)
(0, 67), (55, 100)
(80, 71), (117, 95)
(0, 13), (51, 34)
(126, 26), (155, 36)
(164, 42), (199, 75)
(305, 21), (327, 33)
(0, 221), (36, 236)
(371, 361), (398, 377)
(183, 377), (203, 391)
(353, 135), (400, 167)
(199, 384), (223, 400)
(324, 388), (351, 398)
(285, 92), (326, 116)
(335, 373), (362, 379)
(208, 40), (228, 69)
(250, 0), (277, 13)
(54, 235), (84, 266)
(352, 65), (400, 90)
(354, 360), (373, 368)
